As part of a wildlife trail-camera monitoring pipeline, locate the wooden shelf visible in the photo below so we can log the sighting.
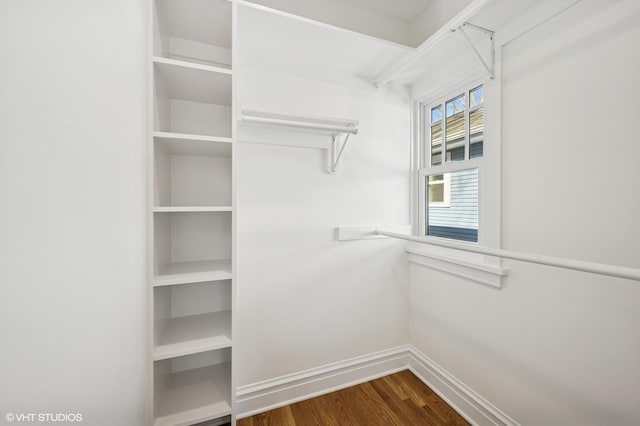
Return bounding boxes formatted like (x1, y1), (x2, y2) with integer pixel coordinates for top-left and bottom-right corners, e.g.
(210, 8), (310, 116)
(153, 56), (231, 75)
(154, 311), (231, 361)
(154, 207), (232, 213)
(154, 132), (232, 157)
(154, 259), (232, 287)
(154, 362), (231, 426)
(154, 131), (233, 144)
(151, 1), (234, 424)
(154, 59), (232, 105)
(155, 0), (232, 68)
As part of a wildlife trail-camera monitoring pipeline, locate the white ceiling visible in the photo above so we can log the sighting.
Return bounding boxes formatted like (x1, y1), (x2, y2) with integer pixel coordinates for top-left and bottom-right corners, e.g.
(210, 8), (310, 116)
(337, 0), (435, 22)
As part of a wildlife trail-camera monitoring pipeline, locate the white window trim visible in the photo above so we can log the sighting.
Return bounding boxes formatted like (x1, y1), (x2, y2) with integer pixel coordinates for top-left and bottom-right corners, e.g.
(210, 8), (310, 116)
(412, 75), (504, 287)
(405, 0), (582, 287)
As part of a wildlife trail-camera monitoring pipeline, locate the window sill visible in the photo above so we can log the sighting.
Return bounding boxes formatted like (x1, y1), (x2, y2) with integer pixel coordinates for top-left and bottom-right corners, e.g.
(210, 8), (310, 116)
(407, 243), (508, 288)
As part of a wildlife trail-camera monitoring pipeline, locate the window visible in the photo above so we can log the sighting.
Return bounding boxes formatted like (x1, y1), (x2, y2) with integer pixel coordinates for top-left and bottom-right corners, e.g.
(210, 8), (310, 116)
(421, 84), (485, 243)
(427, 174), (450, 207)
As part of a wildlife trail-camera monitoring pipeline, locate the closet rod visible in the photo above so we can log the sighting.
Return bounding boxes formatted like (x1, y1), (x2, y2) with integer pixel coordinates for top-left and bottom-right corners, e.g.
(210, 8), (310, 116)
(242, 116), (358, 135)
(376, 229), (640, 282)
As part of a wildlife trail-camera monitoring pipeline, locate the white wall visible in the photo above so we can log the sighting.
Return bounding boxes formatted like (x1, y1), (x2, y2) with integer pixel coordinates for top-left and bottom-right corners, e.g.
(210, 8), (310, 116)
(0, 1), (146, 425)
(410, 0), (640, 424)
(235, 69), (411, 386)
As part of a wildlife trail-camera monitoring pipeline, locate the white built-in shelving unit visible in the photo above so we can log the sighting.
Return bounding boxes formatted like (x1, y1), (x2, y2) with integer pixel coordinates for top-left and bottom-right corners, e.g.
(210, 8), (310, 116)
(149, 0), (235, 424)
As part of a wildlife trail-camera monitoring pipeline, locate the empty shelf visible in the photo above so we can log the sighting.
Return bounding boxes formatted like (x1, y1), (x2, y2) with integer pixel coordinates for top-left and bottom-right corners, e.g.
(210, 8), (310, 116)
(153, 56), (231, 75)
(154, 207), (232, 213)
(154, 132), (232, 157)
(155, 259), (232, 286)
(154, 362), (231, 426)
(154, 311), (231, 361)
(154, 59), (232, 105)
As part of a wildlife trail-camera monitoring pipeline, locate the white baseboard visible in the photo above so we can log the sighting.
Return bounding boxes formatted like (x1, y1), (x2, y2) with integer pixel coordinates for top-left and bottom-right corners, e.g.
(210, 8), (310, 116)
(408, 345), (519, 426)
(235, 345), (518, 426)
(235, 345), (409, 418)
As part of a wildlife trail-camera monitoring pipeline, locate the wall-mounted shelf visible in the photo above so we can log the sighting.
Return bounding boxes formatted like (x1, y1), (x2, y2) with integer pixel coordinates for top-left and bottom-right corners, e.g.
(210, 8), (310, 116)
(154, 0), (232, 69)
(154, 59), (232, 106)
(154, 259), (232, 287)
(154, 310), (232, 361)
(154, 138), (231, 207)
(153, 60), (232, 139)
(154, 207), (232, 213)
(154, 131), (232, 143)
(240, 109), (358, 174)
(154, 357), (231, 426)
(153, 56), (231, 75)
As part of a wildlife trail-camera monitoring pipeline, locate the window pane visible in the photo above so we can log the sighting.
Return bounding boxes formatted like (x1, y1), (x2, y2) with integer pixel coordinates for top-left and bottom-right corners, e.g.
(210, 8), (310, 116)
(428, 175), (445, 204)
(470, 85), (484, 107)
(470, 107), (484, 158)
(431, 123), (442, 166)
(431, 106), (442, 123)
(426, 168), (478, 243)
(446, 95), (465, 117)
(445, 95), (465, 161)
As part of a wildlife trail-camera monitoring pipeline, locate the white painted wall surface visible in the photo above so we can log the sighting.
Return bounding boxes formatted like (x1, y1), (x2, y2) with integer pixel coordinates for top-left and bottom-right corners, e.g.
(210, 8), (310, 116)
(235, 69), (411, 386)
(410, 1), (640, 424)
(0, 1), (146, 425)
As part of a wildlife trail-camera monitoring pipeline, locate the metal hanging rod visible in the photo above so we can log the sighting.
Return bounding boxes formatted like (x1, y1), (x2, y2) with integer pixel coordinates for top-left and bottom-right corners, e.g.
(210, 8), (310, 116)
(241, 110), (358, 136)
(241, 115), (358, 135)
(376, 229), (640, 282)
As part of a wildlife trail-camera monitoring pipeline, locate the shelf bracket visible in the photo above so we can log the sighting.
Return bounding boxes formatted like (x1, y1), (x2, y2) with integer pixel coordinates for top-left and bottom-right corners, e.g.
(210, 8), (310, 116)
(454, 22), (495, 80)
(328, 132), (351, 175)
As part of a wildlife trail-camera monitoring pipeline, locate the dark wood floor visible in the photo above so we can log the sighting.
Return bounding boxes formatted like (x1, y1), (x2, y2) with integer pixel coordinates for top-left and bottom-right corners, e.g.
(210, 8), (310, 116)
(237, 370), (469, 426)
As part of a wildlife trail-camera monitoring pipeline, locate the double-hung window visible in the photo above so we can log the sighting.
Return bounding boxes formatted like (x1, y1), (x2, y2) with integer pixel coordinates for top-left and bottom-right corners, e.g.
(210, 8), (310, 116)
(420, 84), (485, 243)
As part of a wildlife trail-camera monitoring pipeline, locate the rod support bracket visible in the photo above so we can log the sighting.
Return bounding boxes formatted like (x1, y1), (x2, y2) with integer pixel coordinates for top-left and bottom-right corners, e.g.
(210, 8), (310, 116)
(455, 22), (496, 80)
(328, 132), (352, 175)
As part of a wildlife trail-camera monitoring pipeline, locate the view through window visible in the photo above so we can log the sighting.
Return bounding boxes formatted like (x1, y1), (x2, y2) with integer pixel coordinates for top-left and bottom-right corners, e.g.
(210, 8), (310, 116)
(423, 85), (484, 243)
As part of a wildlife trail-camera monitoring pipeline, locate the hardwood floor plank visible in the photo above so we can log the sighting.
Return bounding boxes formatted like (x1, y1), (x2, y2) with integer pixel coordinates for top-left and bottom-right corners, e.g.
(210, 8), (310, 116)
(289, 395), (344, 426)
(314, 389), (358, 425)
(243, 405), (296, 426)
(396, 370), (469, 425)
(338, 382), (404, 426)
(382, 373), (412, 401)
(239, 370), (469, 426)
(236, 417), (253, 426)
(369, 377), (442, 426)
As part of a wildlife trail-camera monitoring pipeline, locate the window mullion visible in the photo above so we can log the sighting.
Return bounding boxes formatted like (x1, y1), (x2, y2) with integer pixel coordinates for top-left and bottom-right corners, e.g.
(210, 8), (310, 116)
(441, 101), (447, 164)
(422, 105), (427, 169)
(465, 93), (470, 161)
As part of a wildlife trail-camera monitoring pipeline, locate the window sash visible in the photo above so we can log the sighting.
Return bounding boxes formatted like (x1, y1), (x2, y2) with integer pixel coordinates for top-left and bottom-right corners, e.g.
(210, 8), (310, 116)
(423, 91), (484, 168)
(419, 161), (483, 243)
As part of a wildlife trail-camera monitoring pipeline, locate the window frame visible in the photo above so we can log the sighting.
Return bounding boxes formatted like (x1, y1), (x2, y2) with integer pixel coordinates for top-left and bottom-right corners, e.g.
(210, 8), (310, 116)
(419, 81), (486, 245)
(410, 72), (504, 287)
